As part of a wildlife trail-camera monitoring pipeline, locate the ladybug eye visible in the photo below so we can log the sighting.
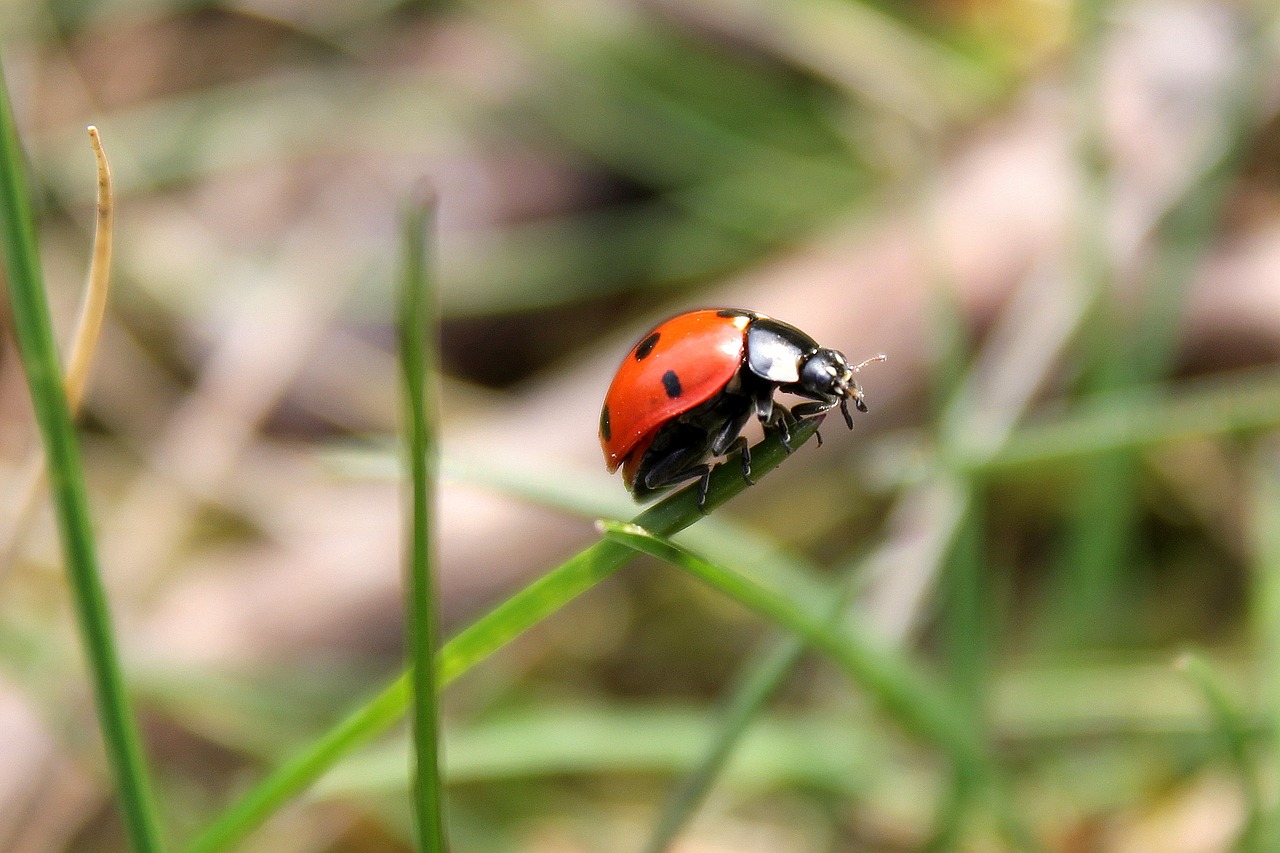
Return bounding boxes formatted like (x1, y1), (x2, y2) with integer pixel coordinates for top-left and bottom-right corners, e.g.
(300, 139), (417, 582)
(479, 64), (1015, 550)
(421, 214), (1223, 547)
(799, 353), (840, 394)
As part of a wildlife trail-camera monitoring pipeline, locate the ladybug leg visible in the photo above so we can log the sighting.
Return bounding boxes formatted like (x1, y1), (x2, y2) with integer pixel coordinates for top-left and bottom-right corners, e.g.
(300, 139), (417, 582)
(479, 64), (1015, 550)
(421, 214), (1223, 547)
(696, 467), (713, 512)
(793, 400), (851, 431)
(721, 436), (752, 485)
(710, 408), (751, 456)
(770, 406), (796, 452)
(710, 408), (754, 487)
(753, 391), (797, 452)
(641, 449), (714, 510)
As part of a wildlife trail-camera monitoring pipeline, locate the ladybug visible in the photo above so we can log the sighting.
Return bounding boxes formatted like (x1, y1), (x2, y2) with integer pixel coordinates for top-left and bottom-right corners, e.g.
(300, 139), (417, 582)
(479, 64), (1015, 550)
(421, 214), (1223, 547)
(599, 308), (884, 508)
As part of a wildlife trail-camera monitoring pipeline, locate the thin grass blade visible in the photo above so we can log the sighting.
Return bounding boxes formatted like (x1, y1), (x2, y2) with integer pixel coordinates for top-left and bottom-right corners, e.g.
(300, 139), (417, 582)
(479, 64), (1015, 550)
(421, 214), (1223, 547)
(0, 64), (164, 852)
(399, 192), (449, 850)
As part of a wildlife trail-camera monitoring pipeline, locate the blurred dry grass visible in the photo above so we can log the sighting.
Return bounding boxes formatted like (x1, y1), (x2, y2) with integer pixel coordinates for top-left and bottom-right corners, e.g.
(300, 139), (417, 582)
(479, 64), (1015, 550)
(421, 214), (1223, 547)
(1, 0), (1279, 851)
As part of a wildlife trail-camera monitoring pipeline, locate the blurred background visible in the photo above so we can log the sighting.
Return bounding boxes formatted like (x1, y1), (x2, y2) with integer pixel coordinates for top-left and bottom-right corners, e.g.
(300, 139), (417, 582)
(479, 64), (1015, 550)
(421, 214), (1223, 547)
(1, 0), (1279, 850)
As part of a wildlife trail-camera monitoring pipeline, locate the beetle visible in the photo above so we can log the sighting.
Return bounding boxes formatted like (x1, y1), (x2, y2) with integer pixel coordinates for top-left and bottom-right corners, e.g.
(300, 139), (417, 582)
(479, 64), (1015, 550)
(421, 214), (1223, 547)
(599, 308), (884, 509)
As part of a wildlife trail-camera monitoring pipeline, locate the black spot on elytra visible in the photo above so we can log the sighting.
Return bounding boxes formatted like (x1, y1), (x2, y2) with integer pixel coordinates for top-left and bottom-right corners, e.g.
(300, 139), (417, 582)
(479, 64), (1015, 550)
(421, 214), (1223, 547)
(662, 370), (682, 399)
(635, 332), (660, 360)
(600, 405), (612, 441)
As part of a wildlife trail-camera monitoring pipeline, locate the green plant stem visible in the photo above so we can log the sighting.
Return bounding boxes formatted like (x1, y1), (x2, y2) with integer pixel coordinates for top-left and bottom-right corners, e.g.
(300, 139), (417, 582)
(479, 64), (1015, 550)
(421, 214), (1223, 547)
(182, 421), (823, 853)
(399, 194), (448, 851)
(0, 64), (164, 852)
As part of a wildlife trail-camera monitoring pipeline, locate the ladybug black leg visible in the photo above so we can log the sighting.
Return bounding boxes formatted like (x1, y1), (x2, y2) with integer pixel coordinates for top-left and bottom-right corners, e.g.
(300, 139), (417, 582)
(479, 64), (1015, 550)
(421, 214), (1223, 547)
(642, 459), (714, 512)
(840, 398), (854, 430)
(814, 428), (823, 448)
(776, 407), (797, 451)
(789, 401), (832, 420)
(709, 409), (753, 487)
(720, 435), (752, 485)
(710, 407), (752, 457)
(696, 467), (713, 512)
(760, 405), (795, 451)
(639, 443), (716, 510)
(705, 407), (755, 493)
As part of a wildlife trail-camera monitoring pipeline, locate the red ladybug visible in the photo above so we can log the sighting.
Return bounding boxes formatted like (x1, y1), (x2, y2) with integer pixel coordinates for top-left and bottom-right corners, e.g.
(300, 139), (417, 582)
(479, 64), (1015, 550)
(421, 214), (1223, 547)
(600, 308), (884, 508)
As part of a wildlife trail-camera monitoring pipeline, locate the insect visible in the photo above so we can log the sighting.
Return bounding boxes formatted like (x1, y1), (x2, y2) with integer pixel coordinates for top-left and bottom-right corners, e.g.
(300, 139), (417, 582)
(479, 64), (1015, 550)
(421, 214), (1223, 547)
(599, 308), (884, 509)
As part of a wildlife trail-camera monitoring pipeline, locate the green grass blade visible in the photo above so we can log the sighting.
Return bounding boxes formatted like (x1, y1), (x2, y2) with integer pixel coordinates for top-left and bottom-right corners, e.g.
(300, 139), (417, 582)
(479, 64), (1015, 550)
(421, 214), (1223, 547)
(182, 421), (823, 853)
(0, 62), (165, 853)
(399, 193), (449, 851)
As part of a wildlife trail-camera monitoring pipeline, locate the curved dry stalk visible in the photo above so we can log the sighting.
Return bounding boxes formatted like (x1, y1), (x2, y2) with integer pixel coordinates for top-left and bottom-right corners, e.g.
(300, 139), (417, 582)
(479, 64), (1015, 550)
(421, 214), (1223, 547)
(0, 126), (113, 571)
(66, 126), (113, 408)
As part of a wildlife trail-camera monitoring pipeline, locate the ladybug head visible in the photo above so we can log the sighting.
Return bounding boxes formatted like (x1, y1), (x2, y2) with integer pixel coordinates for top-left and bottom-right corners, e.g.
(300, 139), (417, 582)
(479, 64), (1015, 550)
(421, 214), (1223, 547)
(798, 349), (886, 423)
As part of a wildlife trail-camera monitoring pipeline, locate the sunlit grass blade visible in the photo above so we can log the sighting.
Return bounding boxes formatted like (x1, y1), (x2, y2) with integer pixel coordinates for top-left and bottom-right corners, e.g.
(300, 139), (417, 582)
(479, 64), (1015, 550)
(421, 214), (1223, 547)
(399, 192), (448, 851)
(599, 520), (1038, 850)
(182, 421), (822, 853)
(0, 64), (164, 852)
(1177, 652), (1262, 853)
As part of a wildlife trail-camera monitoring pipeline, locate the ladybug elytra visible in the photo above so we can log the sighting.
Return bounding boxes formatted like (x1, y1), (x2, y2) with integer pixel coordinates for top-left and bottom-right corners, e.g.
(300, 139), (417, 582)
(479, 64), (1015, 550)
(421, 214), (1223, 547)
(599, 308), (884, 509)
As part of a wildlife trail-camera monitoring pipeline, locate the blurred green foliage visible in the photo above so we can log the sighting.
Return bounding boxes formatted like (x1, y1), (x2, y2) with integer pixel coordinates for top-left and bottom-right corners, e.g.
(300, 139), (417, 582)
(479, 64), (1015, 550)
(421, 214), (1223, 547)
(2, 0), (1280, 851)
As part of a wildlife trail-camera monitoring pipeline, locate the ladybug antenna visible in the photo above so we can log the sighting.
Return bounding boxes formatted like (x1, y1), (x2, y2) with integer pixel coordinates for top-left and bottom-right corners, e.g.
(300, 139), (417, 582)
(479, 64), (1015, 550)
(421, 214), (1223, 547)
(852, 353), (887, 373)
(835, 353), (885, 419)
